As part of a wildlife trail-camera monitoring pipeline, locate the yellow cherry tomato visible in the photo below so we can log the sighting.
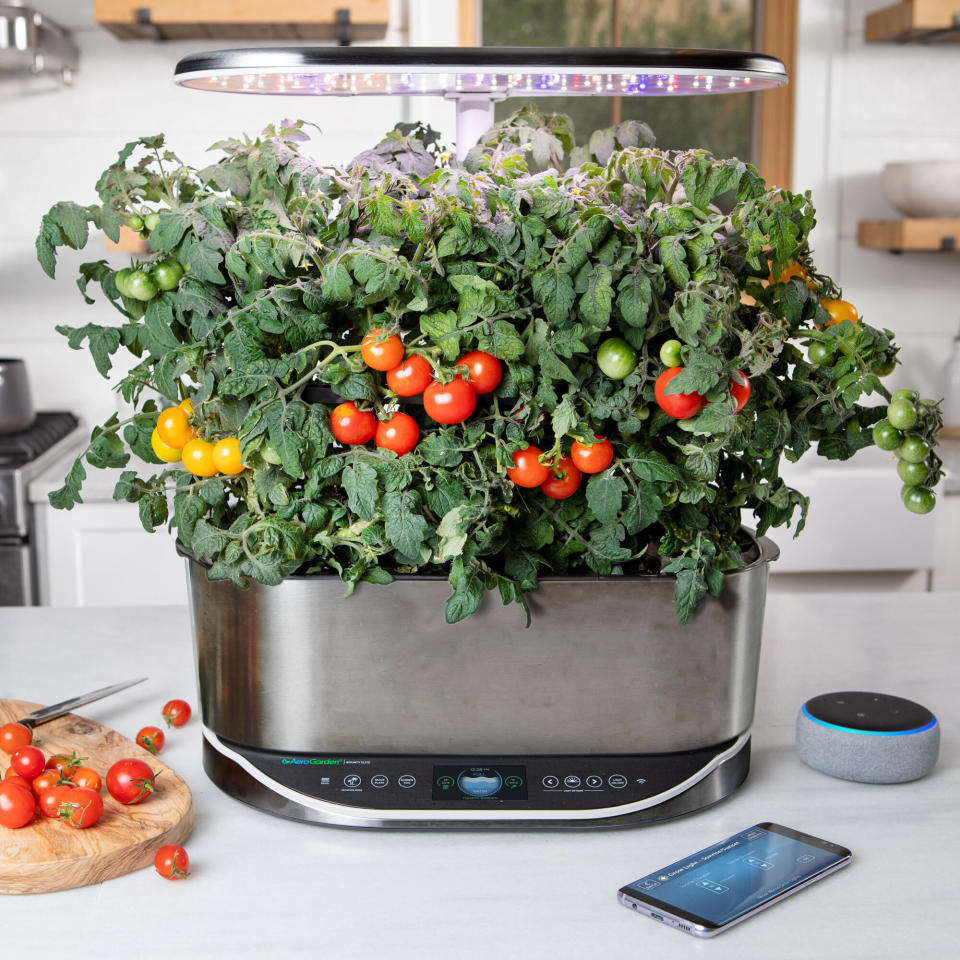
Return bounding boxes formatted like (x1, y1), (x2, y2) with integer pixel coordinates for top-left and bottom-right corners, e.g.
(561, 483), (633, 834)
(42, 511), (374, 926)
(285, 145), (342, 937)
(767, 259), (816, 289)
(819, 298), (859, 327)
(181, 438), (217, 477)
(156, 407), (196, 449)
(212, 437), (244, 475)
(151, 428), (182, 463)
(178, 397), (194, 415)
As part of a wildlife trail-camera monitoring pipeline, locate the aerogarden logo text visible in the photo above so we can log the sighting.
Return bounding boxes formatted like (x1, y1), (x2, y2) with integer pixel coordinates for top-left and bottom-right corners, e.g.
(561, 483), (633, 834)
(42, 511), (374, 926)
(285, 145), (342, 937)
(280, 758), (344, 765)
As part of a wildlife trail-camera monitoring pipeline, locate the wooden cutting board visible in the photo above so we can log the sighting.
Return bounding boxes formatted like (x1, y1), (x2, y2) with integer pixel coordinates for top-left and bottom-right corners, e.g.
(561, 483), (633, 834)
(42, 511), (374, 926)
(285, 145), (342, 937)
(0, 699), (193, 895)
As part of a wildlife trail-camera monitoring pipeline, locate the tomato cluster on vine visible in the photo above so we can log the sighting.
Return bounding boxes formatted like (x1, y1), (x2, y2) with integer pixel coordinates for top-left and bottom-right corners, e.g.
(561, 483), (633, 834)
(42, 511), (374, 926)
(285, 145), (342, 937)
(329, 329), (503, 458)
(153, 397), (245, 478)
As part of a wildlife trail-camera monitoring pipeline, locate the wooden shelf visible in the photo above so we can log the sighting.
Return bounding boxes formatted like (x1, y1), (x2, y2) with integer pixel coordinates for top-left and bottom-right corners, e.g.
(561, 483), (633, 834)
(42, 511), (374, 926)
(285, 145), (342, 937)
(94, 0), (389, 41)
(858, 219), (960, 251)
(865, 0), (960, 43)
(104, 225), (150, 253)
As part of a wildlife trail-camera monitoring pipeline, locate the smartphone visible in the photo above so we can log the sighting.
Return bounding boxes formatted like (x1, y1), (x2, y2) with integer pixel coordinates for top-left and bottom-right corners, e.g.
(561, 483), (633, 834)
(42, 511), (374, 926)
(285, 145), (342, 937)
(618, 822), (851, 938)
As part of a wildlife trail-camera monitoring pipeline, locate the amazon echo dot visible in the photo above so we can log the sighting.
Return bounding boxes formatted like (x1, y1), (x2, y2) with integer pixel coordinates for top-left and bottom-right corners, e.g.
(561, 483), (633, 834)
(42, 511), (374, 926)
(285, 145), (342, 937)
(796, 691), (939, 784)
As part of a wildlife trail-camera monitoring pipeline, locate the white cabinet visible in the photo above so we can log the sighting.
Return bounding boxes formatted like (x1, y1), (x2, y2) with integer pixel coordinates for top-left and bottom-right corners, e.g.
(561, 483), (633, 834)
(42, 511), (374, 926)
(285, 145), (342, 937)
(30, 459), (187, 607)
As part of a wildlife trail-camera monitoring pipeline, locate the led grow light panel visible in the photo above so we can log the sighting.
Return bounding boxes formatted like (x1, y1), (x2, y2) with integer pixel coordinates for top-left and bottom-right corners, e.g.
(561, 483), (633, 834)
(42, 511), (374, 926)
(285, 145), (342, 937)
(174, 46), (787, 98)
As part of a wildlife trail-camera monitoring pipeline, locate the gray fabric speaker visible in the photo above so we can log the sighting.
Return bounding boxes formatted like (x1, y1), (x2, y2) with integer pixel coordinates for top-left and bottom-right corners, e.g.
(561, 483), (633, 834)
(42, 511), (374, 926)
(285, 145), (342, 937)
(796, 691), (939, 784)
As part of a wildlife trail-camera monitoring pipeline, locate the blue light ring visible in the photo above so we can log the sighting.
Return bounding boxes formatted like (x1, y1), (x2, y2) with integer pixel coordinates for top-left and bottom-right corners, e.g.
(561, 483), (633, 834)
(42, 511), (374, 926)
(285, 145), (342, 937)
(801, 704), (938, 737)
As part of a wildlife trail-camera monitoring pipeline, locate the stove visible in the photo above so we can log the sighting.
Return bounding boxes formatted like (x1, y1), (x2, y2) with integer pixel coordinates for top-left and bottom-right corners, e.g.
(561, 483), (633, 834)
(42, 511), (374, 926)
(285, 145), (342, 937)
(0, 412), (84, 605)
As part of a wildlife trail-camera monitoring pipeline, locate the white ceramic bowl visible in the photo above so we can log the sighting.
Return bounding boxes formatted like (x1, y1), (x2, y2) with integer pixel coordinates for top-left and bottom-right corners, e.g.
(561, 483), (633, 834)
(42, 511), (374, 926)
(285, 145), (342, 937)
(882, 160), (960, 218)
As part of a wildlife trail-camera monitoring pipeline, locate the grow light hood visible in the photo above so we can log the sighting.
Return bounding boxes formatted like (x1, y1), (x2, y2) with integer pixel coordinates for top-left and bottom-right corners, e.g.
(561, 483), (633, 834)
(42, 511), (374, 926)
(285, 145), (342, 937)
(174, 45), (787, 98)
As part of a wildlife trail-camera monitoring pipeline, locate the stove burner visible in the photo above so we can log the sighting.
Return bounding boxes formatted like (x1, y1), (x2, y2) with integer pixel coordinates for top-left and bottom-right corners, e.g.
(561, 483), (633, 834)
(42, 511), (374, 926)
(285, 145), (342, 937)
(0, 412), (79, 468)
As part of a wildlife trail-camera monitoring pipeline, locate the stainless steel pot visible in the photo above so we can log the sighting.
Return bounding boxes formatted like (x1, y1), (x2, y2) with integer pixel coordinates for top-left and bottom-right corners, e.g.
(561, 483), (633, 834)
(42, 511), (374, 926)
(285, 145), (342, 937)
(183, 534), (779, 757)
(0, 359), (35, 435)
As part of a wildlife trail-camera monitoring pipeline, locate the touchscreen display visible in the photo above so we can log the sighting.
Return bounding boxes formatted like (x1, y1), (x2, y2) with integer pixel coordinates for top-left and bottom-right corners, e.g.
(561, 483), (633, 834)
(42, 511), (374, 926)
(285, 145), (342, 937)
(624, 824), (848, 927)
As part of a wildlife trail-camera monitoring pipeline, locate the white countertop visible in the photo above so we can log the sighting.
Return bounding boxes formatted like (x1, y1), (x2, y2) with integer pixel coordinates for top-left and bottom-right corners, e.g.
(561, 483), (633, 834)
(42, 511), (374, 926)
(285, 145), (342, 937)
(1, 594), (957, 958)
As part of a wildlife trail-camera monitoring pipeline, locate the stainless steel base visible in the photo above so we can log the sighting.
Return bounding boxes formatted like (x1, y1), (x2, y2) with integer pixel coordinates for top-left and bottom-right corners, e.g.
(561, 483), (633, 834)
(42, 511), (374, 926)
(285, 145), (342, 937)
(201, 727), (752, 830)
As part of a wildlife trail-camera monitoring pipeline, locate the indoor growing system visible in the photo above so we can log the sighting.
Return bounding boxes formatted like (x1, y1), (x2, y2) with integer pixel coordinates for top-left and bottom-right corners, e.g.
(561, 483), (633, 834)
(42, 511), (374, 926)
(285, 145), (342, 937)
(37, 46), (942, 829)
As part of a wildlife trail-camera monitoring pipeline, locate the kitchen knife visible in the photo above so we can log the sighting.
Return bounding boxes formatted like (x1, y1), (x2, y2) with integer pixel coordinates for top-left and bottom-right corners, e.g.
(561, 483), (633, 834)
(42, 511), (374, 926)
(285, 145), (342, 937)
(17, 677), (148, 728)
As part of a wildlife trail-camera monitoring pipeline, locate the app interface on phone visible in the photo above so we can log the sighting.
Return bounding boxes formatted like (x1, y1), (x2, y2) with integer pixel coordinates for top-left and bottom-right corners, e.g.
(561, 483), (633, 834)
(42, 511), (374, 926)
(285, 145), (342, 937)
(625, 825), (846, 927)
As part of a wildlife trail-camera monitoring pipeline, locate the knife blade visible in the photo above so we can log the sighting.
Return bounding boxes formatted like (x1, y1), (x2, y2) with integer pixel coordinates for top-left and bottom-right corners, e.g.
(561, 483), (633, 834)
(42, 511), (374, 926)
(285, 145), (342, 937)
(17, 677), (148, 728)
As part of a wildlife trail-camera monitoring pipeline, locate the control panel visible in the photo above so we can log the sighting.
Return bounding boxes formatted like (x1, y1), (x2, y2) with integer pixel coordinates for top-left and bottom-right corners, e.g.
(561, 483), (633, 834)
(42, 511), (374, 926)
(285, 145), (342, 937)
(222, 737), (736, 811)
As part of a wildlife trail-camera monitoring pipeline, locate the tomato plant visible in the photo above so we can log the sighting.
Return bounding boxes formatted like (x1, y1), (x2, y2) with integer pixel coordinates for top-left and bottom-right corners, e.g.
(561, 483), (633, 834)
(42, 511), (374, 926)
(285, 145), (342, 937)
(106, 758), (157, 805)
(374, 413), (419, 456)
(36, 114), (944, 627)
(596, 337), (637, 379)
(457, 351), (502, 394)
(654, 368), (705, 419)
(506, 446), (550, 488)
(330, 402), (376, 445)
(570, 436), (614, 474)
(386, 355), (433, 396)
(58, 786), (104, 829)
(136, 726), (165, 755)
(11, 746), (46, 780)
(423, 377), (476, 424)
(0, 781), (36, 829)
(162, 700), (192, 728)
(155, 844), (190, 880)
(361, 329), (404, 371)
(0, 722), (32, 754)
(540, 456), (582, 499)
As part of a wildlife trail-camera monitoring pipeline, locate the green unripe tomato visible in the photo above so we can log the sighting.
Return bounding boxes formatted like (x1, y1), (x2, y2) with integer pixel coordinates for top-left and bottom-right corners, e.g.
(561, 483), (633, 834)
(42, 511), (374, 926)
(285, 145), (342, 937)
(891, 388), (918, 403)
(124, 270), (158, 302)
(808, 341), (834, 366)
(596, 337), (637, 380)
(897, 435), (930, 464)
(872, 419), (902, 451)
(886, 399), (918, 430)
(901, 485), (935, 514)
(872, 358), (896, 376)
(659, 339), (683, 368)
(143, 212), (160, 232)
(114, 267), (134, 297)
(897, 459), (929, 485)
(127, 214), (144, 231)
(635, 405), (650, 421)
(152, 260), (184, 291)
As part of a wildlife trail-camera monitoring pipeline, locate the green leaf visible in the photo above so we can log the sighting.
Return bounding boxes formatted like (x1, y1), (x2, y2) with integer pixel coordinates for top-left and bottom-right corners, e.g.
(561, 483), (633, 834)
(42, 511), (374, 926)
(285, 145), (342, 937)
(616, 268), (652, 329)
(321, 261), (353, 303)
(56, 323), (122, 377)
(342, 461), (379, 520)
(532, 264), (576, 325)
(579, 263), (612, 328)
(551, 392), (578, 439)
(48, 457), (86, 510)
(445, 569), (484, 624)
(586, 472), (627, 525)
(659, 236), (690, 288)
(383, 490), (429, 561)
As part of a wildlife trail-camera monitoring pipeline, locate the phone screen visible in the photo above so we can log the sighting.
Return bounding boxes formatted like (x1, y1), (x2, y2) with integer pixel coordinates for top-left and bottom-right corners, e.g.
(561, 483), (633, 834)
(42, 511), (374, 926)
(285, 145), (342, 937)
(621, 823), (850, 932)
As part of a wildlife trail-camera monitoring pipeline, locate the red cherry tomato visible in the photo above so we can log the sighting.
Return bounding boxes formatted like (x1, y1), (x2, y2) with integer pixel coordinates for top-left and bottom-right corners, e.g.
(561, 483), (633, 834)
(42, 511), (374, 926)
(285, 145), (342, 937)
(0, 781), (35, 828)
(58, 786), (104, 829)
(423, 377), (477, 424)
(11, 745), (46, 780)
(386, 355), (433, 397)
(374, 412), (420, 456)
(0, 722), (32, 754)
(31, 768), (66, 797)
(540, 456), (582, 499)
(3, 775), (33, 795)
(38, 784), (72, 818)
(45, 752), (84, 779)
(71, 767), (102, 793)
(136, 726), (165, 756)
(730, 370), (751, 413)
(360, 329), (404, 371)
(570, 436), (614, 474)
(155, 844), (190, 880)
(330, 402), (376, 445)
(654, 367), (706, 419)
(162, 699), (192, 728)
(506, 446), (550, 488)
(456, 351), (502, 395)
(106, 758), (157, 805)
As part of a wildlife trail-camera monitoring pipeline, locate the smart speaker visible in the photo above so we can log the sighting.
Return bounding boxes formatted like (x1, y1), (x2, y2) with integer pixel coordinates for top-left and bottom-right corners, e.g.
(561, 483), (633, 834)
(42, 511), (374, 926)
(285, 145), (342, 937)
(796, 691), (939, 784)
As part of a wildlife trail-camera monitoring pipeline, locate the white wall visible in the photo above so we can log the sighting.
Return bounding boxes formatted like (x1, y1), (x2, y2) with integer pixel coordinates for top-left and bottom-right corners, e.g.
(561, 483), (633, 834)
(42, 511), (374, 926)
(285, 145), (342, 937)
(0, 0), (459, 428)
